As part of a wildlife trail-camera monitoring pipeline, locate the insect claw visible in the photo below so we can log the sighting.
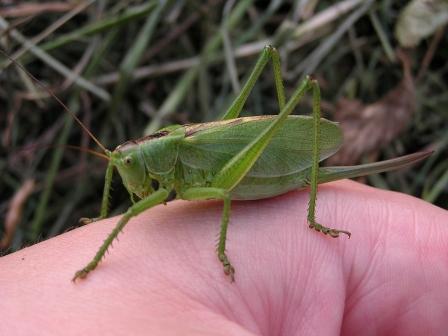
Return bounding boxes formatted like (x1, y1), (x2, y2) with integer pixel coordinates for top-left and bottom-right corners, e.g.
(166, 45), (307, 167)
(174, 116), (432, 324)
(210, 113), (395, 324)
(79, 217), (102, 225)
(327, 228), (351, 238)
(227, 270), (235, 283)
(223, 264), (235, 282)
(309, 221), (351, 239)
(218, 253), (235, 282)
(72, 268), (89, 282)
(328, 230), (340, 238)
(79, 217), (93, 225)
(339, 230), (351, 239)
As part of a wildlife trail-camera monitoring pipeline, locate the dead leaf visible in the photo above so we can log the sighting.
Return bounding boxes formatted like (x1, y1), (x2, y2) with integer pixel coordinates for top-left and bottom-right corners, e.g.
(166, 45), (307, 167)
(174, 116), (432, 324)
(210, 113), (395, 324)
(395, 0), (448, 48)
(327, 51), (415, 165)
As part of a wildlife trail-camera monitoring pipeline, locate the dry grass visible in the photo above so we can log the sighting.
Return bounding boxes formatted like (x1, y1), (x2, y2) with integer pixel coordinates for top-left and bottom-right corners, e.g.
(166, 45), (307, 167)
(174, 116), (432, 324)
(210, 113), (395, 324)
(1, 0), (446, 251)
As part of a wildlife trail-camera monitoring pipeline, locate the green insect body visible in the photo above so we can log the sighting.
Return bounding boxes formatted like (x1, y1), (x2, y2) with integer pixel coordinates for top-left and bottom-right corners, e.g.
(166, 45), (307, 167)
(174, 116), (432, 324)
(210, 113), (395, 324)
(113, 114), (424, 203)
(115, 115), (341, 201)
(4, 46), (430, 282)
(69, 46), (430, 282)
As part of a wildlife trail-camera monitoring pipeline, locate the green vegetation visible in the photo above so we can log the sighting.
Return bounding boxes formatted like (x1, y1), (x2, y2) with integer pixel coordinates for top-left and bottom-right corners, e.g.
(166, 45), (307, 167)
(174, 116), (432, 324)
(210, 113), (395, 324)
(1, 1), (446, 251)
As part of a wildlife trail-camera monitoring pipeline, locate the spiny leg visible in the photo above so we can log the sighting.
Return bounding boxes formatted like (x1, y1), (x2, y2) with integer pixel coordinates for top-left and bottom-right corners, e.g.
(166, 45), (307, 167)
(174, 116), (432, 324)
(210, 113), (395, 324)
(209, 78), (324, 278)
(214, 49), (350, 270)
(220, 71), (351, 237)
(307, 80), (351, 238)
(221, 45), (286, 120)
(180, 187), (234, 281)
(79, 159), (114, 224)
(73, 188), (169, 281)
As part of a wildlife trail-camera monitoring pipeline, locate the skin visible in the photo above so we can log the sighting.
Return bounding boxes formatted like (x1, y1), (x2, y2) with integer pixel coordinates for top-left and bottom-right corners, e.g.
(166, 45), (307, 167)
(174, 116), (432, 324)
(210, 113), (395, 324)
(1, 180), (447, 335)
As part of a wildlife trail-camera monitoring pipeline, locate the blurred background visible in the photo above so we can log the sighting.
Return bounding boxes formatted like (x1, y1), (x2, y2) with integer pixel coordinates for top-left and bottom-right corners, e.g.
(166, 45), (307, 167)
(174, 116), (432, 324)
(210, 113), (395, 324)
(0, 0), (447, 252)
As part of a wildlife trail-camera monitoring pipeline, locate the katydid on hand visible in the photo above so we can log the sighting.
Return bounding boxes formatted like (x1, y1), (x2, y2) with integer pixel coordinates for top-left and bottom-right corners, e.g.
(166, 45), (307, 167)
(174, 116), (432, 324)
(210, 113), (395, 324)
(3, 46), (431, 282)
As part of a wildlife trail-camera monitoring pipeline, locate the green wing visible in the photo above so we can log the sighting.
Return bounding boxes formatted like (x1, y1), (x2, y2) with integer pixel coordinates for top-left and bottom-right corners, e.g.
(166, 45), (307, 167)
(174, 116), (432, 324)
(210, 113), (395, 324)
(178, 115), (342, 178)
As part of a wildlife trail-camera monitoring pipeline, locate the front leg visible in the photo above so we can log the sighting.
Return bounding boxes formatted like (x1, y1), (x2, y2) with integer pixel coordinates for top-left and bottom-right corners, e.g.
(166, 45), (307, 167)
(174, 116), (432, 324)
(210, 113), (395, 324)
(73, 188), (169, 281)
(180, 187), (234, 281)
(79, 159), (114, 225)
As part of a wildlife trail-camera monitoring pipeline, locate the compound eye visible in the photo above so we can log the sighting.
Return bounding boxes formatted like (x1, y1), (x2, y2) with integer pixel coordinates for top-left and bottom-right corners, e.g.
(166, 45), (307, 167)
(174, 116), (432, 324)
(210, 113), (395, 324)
(124, 156), (132, 165)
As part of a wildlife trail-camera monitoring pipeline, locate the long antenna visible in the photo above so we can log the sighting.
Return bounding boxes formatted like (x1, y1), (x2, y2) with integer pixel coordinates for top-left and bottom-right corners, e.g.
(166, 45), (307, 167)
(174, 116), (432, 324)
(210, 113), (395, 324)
(64, 145), (109, 160)
(0, 49), (108, 153)
(18, 143), (110, 161)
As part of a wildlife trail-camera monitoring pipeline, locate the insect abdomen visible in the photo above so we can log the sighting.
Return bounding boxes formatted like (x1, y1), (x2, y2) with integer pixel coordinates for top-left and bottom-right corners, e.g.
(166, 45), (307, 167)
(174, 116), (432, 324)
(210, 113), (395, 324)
(229, 170), (310, 200)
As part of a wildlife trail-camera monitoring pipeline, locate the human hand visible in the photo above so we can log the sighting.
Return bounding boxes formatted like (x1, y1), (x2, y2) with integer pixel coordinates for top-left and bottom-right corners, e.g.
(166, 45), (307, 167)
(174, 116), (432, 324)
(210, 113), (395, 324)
(1, 180), (447, 335)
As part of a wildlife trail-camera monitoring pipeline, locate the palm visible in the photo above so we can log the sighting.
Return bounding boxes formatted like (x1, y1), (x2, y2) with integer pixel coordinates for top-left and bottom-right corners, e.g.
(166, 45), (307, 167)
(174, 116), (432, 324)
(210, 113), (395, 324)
(1, 180), (447, 335)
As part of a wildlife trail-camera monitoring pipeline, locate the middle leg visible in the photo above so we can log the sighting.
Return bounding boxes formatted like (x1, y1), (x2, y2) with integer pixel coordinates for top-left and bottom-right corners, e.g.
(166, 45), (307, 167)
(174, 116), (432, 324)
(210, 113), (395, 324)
(180, 187), (234, 281)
